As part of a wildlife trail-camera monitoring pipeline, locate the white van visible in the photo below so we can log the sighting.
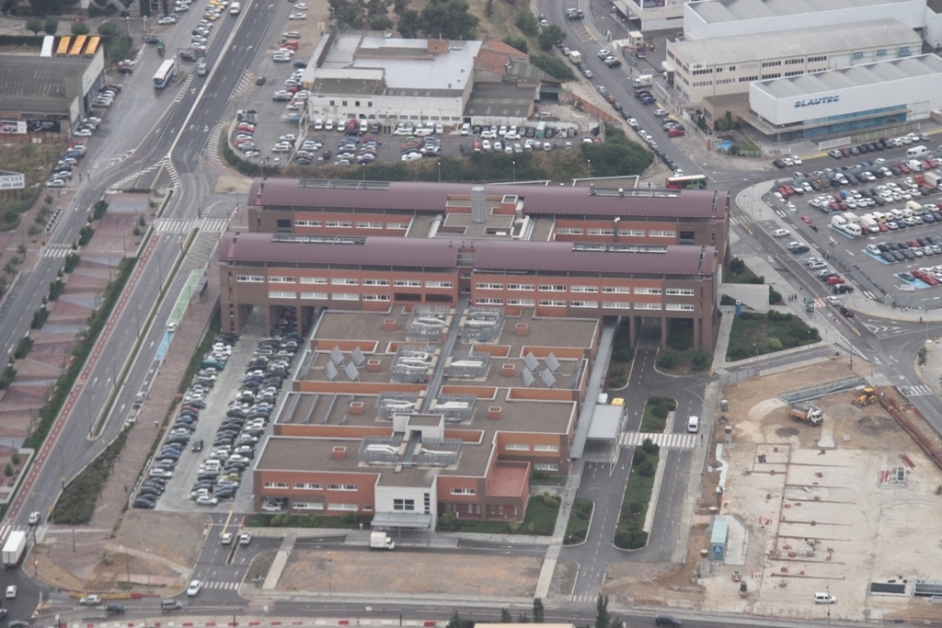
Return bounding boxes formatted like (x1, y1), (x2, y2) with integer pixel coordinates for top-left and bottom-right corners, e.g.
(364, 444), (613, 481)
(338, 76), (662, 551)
(906, 145), (928, 158)
(229, 1), (240, 14)
(359, 119), (368, 135)
(687, 415), (700, 433)
(814, 593), (837, 605)
(843, 223), (862, 237)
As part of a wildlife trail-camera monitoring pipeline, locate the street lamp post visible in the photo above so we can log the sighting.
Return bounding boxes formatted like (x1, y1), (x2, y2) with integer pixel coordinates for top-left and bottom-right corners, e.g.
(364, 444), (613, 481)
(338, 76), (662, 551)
(437, 161), (441, 183)
(327, 552), (332, 595)
(587, 159), (591, 178)
(110, 343), (117, 388)
(133, 297), (141, 337)
(512, 160), (516, 183)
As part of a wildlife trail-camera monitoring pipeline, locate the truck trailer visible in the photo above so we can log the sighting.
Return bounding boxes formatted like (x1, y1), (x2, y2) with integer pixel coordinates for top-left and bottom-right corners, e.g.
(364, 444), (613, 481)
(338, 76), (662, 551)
(2, 531), (26, 567)
(568, 50), (582, 65)
(632, 74), (653, 88)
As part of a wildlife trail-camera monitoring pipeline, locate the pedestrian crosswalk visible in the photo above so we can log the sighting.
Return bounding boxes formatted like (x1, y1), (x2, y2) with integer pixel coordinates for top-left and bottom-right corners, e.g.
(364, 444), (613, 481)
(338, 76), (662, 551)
(571, 594), (598, 603)
(41, 244), (73, 258)
(202, 581), (239, 590)
(154, 218), (195, 234)
(900, 384), (932, 397)
(200, 217), (229, 232)
(0, 524), (27, 541)
(620, 432), (697, 449)
(861, 290), (876, 299)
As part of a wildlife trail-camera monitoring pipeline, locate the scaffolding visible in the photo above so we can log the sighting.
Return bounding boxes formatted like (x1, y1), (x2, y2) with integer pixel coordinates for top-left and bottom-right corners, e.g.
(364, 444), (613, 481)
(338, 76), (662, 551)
(445, 350), (490, 379)
(406, 306), (451, 342)
(458, 307), (505, 343)
(778, 375), (864, 405)
(376, 392), (421, 420)
(430, 394), (476, 422)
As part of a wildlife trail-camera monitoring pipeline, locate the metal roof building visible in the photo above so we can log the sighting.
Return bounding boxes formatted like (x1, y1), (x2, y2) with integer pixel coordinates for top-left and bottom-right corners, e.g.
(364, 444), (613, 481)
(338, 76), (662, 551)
(665, 19), (922, 105)
(683, 0), (927, 40)
(747, 54), (942, 139)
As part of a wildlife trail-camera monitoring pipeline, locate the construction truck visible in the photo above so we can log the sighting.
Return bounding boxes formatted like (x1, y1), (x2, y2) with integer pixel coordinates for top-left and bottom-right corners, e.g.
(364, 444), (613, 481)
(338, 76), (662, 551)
(787, 404), (823, 426)
(855, 387), (877, 407)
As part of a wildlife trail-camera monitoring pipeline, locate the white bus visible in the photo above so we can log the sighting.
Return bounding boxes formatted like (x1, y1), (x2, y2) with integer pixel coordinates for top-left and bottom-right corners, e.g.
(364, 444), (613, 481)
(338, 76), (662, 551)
(153, 59), (176, 89)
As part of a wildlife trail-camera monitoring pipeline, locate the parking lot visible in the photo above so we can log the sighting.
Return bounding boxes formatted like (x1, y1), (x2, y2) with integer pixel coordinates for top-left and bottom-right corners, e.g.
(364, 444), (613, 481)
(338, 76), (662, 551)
(141, 308), (299, 514)
(767, 139), (942, 302)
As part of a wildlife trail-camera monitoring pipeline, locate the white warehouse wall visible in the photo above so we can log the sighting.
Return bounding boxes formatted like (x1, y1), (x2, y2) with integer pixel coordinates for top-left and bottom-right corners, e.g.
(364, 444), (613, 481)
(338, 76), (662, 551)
(373, 483), (437, 517)
(684, 0), (927, 40)
(926, 7), (942, 48)
(750, 76), (942, 126)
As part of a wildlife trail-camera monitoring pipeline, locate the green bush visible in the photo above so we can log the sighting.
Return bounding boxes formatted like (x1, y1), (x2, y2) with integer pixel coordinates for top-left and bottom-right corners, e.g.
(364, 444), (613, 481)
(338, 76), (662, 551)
(71, 21), (90, 35)
(31, 307), (49, 330)
(64, 253), (79, 273)
(606, 367), (627, 389)
(690, 350), (710, 371)
(78, 225), (94, 246)
(530, 54), (576, 81)
(0, 366), (15, 390)
(48, 279), (64, 301)
(437, 512), (458, 531)
(514, 9), (538, 36)
(92, 200), (108, 221)
(641, 438), (659, 456)
(538, 24), (565, 51)
(13, 336), (32, 360)
(502, 35), (528, 53)
(564, 498), (592, 544)
(581, 124), (654, 177)
(612, 347), (634, 363)
(656, 352), (678, 369)
(614, 445), (658, 550)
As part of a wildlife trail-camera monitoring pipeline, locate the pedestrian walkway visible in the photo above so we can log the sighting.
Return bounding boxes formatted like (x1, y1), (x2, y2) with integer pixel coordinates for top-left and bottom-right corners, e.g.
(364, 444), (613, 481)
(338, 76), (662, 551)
(202, 581), (239, 590)
(41, 244), (73, 258)
(154, 218), (195, 233)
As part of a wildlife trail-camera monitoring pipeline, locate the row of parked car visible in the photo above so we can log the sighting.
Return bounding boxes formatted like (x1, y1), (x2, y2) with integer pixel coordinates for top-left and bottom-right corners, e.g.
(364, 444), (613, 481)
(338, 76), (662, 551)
(132, 332), (239, 509)
(778, 157), (941, 202)
(46, 141), (90, 188)
(866, 237), (942, 266)
(899, 263), (942, 286)
(191, 309), (301, 505)
(827, 133), (930, 159)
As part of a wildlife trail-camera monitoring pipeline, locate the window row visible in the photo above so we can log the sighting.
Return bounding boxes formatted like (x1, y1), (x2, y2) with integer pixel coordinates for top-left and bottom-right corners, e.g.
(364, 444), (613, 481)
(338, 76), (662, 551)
(264, 482), (358, 491)
(505, 443), (559, 452)
(475, 284), (671, 294)
(254, 278), (453, 289)
(556, 227), (668, 237)
(294, 219), (410, 229)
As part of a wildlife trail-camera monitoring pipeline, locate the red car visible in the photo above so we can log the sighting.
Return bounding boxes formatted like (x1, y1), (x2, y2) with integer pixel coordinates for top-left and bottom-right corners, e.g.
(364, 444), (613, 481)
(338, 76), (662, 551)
(800, 215), (814, 226)
(898, 164), (910, 174)
(826, 276), (845, 286)
(668, 128), (685, 137)
(924, 275), (939, 286)
(878, 223), (889, 232)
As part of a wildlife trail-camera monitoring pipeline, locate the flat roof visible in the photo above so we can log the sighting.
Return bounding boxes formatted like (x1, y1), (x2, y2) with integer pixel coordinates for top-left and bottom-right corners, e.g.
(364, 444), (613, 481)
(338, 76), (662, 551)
(318, 32), (479, 93)
(221, 233), (716, 277)
(464, 83), (535, 119)
(669, 19), (920, 68)
(687, 0), (915, 25)
(0, 54), (87, 114)
(251, 178), (729, 221)
(753, 53), (942, 99)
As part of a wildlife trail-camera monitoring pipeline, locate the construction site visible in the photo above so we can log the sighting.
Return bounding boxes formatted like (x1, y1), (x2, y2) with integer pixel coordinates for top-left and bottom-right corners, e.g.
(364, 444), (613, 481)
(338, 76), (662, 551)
(606, 356), (942, 623)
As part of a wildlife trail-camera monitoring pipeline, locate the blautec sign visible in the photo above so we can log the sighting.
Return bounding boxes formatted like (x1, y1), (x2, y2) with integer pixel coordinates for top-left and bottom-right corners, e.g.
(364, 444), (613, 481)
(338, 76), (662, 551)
(794, 95), (840, 108)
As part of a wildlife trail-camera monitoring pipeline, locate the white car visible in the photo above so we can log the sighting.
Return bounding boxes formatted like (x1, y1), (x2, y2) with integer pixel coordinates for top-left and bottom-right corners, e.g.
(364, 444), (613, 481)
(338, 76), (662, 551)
(772, 229), (789, 238)
(28, 511), (41, 525)
(196, 495), (218, 506)
(157, 15), (177, 24)
(187, 580), (202, 596)
(220, 532), (233, 545)
(239, 532), (252, 545)
(481, 139), (491, 151)
(294, 2), (307, 7)
(402, 152), (422, 161)
(273, 54), (291, 62)
(460, 122), (470, 135)
(80, 595), (102, 606)
(5, 586), (15, 599)
(288, 12), (306, 19)
(792, 155), (803, 165)
(627, 118), (638, 128)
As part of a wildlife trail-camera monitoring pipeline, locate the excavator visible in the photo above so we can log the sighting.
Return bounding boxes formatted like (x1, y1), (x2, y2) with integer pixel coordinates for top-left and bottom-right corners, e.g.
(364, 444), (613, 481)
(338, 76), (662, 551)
(855, 387), (877, 407)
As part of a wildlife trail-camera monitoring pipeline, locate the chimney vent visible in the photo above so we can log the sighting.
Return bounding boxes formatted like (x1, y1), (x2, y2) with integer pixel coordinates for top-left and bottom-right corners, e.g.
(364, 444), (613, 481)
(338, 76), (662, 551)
(471, 186), (486, 224)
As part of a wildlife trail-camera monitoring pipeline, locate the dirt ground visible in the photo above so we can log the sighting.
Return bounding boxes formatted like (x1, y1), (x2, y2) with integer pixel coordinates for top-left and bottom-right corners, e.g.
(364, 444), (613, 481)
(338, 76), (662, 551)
(40, 504), (209, 593)
(703, 359), (942, 622)
(278, 549), (541, 597)
(603, 358), (942, 622)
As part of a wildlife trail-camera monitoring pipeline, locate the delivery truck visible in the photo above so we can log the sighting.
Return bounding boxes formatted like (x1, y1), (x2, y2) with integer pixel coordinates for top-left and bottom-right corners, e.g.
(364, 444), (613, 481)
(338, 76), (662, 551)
(787, 404), (823, 426)
(3, 530), (27, 567)
(370, 531), (396, 550)
(923, 171), (941, 189)
(568, 50), (582, 65)
(632, 74), (653, 88)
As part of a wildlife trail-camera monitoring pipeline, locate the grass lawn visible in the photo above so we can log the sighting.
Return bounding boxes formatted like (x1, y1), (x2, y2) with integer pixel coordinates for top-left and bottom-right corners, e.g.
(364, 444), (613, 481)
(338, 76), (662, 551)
(0, 142), (65, 232)
(564, 498), (593, 544)
(245, 513), (373, 529)
(640, 396), (676, 432)
(531, 471), (566, 486)
(726, 311), (820, 361)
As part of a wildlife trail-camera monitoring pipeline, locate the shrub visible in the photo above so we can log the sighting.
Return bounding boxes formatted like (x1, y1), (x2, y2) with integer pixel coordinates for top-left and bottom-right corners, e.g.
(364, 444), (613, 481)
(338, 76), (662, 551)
(13, 336), (32, 360)
(0, 365), (15, 390)
(437, 512), (458, 531)
(656, 352), (678, 370)
(52, 428), (129, 524)
(71, 21), (90, 35)
(92, 200), (108, 221)
(503, 35), (528, 53)
(606, 367), (627, 389)
(11, 451), (20, 465)
(542, 493), (560, 507)
(530, 54), (576, 81)
(4, 463), (12, 478)
(48, 279), (64, 301)
(636, 460), (655, 477)
(729, 257), (745, 274)
(611, 347), (634, 363)
(31, 307), (49, 330)
(514, 9), (538, 36)
(641, 438), (659, 455)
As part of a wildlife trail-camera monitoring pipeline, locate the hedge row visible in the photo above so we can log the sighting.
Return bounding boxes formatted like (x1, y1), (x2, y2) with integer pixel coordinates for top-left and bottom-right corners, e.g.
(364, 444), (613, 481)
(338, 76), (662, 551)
(52, 428), (129, 524)
(614, 439), (659, 549)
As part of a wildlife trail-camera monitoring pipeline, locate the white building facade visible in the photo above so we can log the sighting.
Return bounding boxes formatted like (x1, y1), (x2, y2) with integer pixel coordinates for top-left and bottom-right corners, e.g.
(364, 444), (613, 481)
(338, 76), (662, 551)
(747, 54), (942, 141)
(665, 19), (923, 105)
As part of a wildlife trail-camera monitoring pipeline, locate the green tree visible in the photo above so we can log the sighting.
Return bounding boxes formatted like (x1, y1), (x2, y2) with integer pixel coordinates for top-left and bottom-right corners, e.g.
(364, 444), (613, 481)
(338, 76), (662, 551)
(26, 17), (43, 34)
(369, 14), (393, 29)
(4, 463), (12, 478)
(397, 8), (420, 37)
(98, 20), (119, 40)
(533, 598), (545, 623)
(514, 9), (538, 36)
(419, 0), (477, 40)
(43, 18), (58, 34)
(118, 0), (132, 8)
(595, 594), (610, 628)
(71, 21), (90, 35)
(538, 24), (565, 50)
(484, 0), (493, 15)
(503, 35), (527, 53)
(392, 0), (407, 13)
(446, 611), (474, 628)
(918, 346), (928, 366)
(500, 609), (512, 623)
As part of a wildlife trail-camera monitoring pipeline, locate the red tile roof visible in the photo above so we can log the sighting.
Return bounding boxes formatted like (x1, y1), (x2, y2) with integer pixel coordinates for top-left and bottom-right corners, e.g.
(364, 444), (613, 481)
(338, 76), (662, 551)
(221, 233), (716, 277)
(249, 179), (728, 221)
